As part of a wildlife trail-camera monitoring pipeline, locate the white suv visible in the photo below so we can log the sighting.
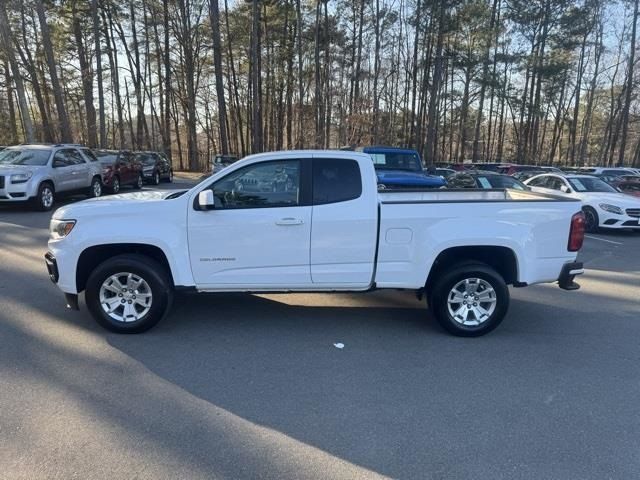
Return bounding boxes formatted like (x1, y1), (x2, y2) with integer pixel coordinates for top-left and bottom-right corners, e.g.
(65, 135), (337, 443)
(0, 144), (104, 211)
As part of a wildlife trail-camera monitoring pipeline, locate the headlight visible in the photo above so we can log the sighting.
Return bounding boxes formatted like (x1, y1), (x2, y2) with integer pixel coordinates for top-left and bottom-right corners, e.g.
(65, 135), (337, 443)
(10, 172), (32, 184)
(49, 219), (76, 239)
(599, 203), (623, 215)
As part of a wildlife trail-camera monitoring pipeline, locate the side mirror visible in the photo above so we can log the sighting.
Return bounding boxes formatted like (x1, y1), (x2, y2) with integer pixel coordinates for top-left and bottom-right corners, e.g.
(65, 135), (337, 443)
(52, 159), (65, 168)
(197, 190), (215, 210)
(560, 185), (571, 193)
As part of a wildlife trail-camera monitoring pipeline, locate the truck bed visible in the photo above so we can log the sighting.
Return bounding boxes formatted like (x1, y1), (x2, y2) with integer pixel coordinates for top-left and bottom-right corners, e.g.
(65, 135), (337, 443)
(378, 188), (574, 203)
(374, 188), (582, 289)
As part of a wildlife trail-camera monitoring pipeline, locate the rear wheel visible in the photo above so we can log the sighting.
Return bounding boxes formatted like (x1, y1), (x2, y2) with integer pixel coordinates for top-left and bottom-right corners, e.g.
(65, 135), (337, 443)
(166, 170), (173, 183)
(153, 171), (161, 185)
(429, 263), (509, 337)
(85, 254), (173, 333)
(582, 206), (599, 233)
(32, 182), (55, 211)
(88, 176), (102, 198)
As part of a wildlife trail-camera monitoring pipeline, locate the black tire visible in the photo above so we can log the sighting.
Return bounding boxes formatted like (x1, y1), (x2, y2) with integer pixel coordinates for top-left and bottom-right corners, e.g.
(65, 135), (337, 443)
(165, 170), (173, 183)
(85, 254), (173, 333)
(153, 171), (161, 185)
(582, 206), (599, 233)
(111, 176), (120, 194)
(133, 174), (143, 189)
(429, 263), (509, 337)
(88, 176), (103, 198)
(32, 182), (55, 211)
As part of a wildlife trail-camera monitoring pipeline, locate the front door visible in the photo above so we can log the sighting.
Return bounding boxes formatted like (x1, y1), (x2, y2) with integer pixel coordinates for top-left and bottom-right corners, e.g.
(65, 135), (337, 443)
(188, 158), (312, 288)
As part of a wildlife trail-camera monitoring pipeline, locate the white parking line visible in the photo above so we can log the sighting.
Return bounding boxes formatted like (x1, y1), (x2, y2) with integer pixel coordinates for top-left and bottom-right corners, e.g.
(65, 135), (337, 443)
(585, 235), (623, 245)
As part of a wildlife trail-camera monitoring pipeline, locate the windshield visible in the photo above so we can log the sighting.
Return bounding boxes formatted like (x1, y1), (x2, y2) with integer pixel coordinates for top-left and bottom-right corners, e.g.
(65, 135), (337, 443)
(0, 149), (50, 166)
(369, 152), (422, 172)
(568, 177), (617, 193)
(477, 175), (527, 190)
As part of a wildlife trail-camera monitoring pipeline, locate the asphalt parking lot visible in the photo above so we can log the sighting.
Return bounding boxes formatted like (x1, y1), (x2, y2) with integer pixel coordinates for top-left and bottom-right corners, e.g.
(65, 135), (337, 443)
(1, 181), (639, 480)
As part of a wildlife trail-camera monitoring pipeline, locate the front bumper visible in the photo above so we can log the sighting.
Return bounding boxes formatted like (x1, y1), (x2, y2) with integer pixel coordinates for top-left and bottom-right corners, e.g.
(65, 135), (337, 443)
(599, 210), (640, 228)
(44, 252), (59, 282)
(44, 252), (79, 310)
(0, 176), (31, 202)
(558, 261), (584, 291)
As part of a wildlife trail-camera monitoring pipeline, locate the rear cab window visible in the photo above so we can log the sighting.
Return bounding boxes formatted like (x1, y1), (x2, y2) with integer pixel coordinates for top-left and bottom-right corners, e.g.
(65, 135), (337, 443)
(313, 158), (362, 204)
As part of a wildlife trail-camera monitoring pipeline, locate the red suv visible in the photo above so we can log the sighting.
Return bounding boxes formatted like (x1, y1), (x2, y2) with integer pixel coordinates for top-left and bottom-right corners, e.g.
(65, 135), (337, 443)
(95, 150), (144, 193)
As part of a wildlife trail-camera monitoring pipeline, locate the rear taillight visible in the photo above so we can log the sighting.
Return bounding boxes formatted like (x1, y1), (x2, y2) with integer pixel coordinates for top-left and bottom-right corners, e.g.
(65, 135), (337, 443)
(568, 211), (585, 251)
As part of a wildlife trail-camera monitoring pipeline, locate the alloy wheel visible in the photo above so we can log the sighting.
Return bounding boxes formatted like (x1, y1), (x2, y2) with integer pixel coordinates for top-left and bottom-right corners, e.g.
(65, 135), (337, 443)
(446, 277), (497, 327)
(99, 272), (153, 323)
(41, 187), (54, 208)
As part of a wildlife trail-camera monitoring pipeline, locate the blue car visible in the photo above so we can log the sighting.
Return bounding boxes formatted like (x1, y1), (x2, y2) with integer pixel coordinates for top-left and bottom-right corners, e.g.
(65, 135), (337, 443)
(357, 146), (446, 189)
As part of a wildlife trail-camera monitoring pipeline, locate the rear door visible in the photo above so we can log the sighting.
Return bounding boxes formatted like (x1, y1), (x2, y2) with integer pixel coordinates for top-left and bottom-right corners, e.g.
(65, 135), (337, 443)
(67, 148), (91, 189)
(51, 150), (75, 191)
(310, 156), (377, 286)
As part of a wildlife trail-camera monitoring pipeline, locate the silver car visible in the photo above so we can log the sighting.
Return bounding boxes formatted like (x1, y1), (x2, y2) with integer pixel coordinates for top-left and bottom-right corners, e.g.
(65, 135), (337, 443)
(0, 144), (103, 211)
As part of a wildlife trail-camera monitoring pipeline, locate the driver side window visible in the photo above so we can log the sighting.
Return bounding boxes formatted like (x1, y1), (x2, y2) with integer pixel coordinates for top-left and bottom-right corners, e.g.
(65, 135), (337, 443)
(211, 160), (300, 209)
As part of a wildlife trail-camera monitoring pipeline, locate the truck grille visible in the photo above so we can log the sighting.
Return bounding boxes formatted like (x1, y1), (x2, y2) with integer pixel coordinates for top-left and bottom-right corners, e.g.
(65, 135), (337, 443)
(0, 176), (4, 189)
(626, 208), (640, 218)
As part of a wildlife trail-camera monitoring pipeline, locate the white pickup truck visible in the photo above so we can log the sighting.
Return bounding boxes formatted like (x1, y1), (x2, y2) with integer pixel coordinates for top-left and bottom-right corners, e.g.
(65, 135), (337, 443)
(45, 150), (585, 336)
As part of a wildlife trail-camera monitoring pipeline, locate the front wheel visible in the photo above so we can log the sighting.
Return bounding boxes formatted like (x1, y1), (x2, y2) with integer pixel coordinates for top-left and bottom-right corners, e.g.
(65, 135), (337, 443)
(33, 182), (55, 211)
(111, 176), (120, 194)
(165, 170), (173, 183)
(153, 171), (161, 185)
(85, 254), (173, 333)
(88, 177), (102, 198)
(133, 174), (143, 189)
(429, 263), (509, 337)
(582, 206), (599, 233)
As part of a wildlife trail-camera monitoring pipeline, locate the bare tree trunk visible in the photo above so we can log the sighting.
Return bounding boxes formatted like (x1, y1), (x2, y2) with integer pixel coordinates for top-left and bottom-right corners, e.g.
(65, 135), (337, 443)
(424, 0), (446, 165)
(103, 7), (126, 147)
(72, 5), (97, 147)
(295, 0), (304, 148)
(251, 0), (263, 152)
(224, 0), (245, 155)
(209, 0), (229, 155)
(618, 0), (639, 167)
(0, 4), (34, 142)
(4, 61), (18, 143)
(35, 0), (72, 142)
(15, 6), (53, 142)
(313, 0), (323, 148)
(408, 0), (423, 147)
(372, 0), (381, 144)
(471, 0), (499, 162)
(569, 29), (588, 166)
(578, 16), (603, 165)
(92, 0), (106, 147)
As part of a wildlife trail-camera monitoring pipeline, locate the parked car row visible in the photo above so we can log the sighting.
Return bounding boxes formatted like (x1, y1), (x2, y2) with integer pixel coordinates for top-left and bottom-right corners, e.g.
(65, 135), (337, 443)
(0, 144), (173, 211)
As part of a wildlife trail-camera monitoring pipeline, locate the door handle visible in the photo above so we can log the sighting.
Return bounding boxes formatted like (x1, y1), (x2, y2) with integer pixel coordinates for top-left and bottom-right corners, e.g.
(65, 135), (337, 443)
(275, 218), (304, 226)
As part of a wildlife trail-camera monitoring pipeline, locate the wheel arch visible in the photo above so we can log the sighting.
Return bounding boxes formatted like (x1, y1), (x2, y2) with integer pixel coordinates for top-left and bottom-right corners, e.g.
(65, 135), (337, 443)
(76, 243), (174, 293)
(425, 245), (519, 292)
